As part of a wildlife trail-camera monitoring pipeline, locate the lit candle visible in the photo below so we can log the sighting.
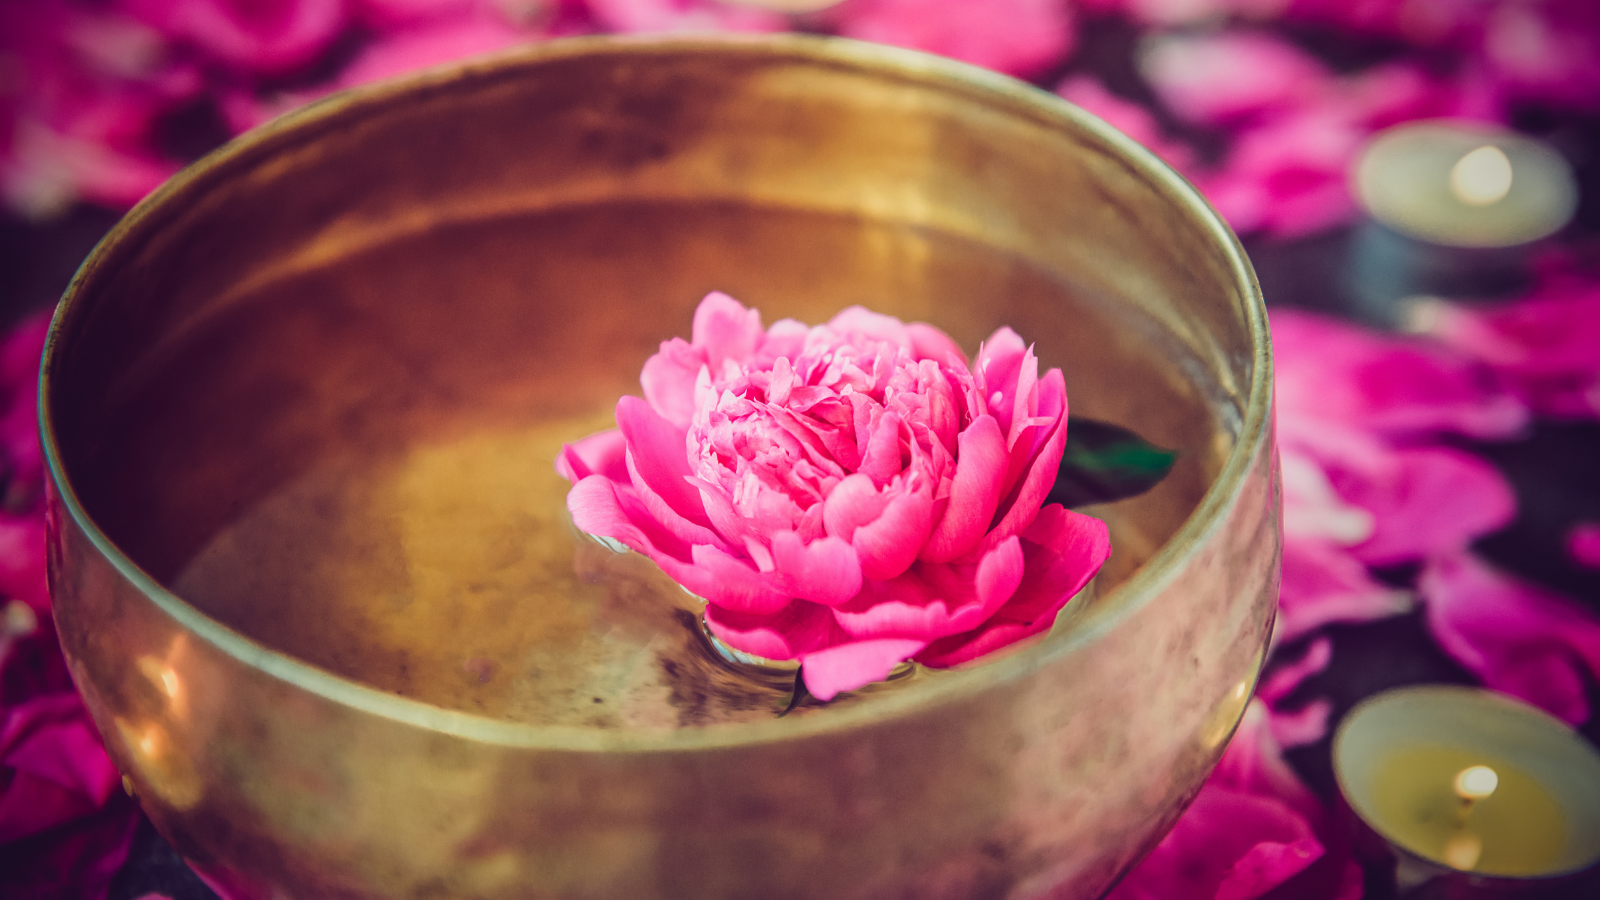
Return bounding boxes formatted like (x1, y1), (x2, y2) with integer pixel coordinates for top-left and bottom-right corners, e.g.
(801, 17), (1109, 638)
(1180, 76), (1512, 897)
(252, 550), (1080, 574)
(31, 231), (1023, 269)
(1353, 121), (1577, 249)
(1344, 120), (1578, 325)
(1334, 686), (1600, 894)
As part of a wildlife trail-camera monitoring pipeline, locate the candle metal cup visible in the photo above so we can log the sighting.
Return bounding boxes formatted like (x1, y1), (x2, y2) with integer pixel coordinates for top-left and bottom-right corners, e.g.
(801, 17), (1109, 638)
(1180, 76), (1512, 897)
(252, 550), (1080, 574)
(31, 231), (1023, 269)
(1345, 120), (1578, 326)
(1333, 686), (1600, 897)
(42, 36), (1277, 899)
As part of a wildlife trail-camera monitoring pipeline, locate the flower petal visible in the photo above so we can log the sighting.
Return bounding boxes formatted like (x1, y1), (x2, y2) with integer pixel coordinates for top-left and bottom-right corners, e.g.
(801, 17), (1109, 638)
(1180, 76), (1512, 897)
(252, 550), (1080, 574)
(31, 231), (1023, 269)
(907, 322), (966, 366)
(769, 531), (863, 606)
(801, 638), (926, 701)
(640, 338), (704, 429)
(985, 403), (1068, 547)
(554, 428), (628, 485)
(692, 291), (765, 368)
(567, 476), (691, 562)
(822, 473), (891, 543)
(833, 536), (1024, 641)
(703, 600), (838, 662)
(825, 306), (913, 350)
(1422, 551), (1600, 725)
(851, 488), (934, 581)
(689, 543), (792, 615)
(920, 414), (1006, 562)
(974, 327), (1027, 431)
(615, 395), (712, 528)
(915, 506), (1107, 668)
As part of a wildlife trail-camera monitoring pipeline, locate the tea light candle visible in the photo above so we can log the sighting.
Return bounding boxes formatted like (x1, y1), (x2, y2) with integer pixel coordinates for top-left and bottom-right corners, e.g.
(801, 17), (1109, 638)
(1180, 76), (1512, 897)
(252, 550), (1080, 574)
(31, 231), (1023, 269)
(1334, 686), (1600, 893)
(1345, 121), (1579, 325)
(1352, 121), (1577, 249)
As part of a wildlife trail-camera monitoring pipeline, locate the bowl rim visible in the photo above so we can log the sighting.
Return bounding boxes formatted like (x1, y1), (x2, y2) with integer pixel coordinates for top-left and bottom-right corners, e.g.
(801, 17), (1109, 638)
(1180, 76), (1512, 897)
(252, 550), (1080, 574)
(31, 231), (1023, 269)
(40, 32), (1273, 753)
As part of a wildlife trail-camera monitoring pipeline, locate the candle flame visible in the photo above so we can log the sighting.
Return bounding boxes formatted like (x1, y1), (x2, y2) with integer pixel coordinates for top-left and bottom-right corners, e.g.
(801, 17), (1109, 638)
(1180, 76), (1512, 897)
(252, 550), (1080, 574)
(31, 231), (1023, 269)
(1455, 765), (1499, 801)
(1450, 145), (1513, 206)
(1443, 831), (1483, 870)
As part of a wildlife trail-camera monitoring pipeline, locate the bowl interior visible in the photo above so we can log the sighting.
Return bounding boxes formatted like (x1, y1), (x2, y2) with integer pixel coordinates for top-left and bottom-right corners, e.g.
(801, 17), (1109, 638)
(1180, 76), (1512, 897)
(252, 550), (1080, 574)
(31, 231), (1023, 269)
(47, 37), (1257, 733)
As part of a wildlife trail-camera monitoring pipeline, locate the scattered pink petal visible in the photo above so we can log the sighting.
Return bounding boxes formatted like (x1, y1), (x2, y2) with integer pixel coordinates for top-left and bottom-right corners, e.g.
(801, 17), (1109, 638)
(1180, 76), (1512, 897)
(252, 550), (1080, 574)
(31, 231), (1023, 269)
(1272, 309), (1527, 441)
(1422, 551), (1600, 725)
(1266, 698), (1332, 749)
(1113, 702), (1363, 900)
(1141, 31), (1331, 128)
(827, 0), (1075, 77)
(585, 0), (788, 33)
(1199, 106), (1365, 239)
(1413, 273), (1600, 422)
(1276, 539), (1412, 645)
(1258, 637), (1332, 706)
(336, 16), (541, 88)
(1480, 0), (1600, 112)
(1569, 522), (1600, 570)
(1055, 76), (1197, 172)
(1335, 446), (1516, 566)
(117, 0), (349, 75)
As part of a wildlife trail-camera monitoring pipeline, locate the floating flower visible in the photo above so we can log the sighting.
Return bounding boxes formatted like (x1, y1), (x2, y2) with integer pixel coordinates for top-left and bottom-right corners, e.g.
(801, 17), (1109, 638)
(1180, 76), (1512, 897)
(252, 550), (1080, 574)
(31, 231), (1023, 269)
(558, 292), (1110, 700)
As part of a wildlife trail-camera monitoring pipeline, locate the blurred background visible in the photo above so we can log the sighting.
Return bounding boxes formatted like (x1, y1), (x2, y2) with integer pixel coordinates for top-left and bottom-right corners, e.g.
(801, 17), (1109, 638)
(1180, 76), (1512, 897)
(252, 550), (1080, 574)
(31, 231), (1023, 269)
(2, 1), (1598, 899)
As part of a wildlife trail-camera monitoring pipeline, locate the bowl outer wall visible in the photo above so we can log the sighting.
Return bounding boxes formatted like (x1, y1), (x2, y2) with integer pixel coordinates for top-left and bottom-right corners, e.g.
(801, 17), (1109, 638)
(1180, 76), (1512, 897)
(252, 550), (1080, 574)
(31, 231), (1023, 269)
(40, 34), (1279, 900)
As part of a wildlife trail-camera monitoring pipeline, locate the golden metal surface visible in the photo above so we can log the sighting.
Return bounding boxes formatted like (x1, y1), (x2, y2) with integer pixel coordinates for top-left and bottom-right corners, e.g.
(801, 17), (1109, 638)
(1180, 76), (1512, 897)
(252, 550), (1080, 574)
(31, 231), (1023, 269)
(43, 35), (1277, 899)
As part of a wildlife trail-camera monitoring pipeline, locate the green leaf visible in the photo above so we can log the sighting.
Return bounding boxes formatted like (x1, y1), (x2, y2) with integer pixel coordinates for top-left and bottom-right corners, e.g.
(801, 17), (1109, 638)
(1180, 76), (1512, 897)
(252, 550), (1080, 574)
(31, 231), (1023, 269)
(1048, 417), (1177, 508)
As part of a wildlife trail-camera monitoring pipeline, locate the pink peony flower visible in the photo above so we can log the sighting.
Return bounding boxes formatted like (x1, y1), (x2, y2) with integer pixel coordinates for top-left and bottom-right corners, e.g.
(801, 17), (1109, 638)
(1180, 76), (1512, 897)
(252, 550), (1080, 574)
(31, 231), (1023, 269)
(1570, 522), (1600, 570)
(558, 292), (1110, 700)
(1422, 551), (1600, 724)
(1111, 701), (1363, 900)
(825, 0), (1075, 78)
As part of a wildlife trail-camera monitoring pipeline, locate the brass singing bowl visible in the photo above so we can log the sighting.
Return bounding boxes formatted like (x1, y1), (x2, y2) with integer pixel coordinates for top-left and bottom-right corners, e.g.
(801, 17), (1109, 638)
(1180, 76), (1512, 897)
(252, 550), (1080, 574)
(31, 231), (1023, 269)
(43, 35), (1277, 900)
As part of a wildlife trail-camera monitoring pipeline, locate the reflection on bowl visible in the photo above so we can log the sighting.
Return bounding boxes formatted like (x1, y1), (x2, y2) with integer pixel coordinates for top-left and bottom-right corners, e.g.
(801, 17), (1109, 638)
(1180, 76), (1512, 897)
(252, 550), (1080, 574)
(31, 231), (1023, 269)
(44, 35), (1277, 900)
